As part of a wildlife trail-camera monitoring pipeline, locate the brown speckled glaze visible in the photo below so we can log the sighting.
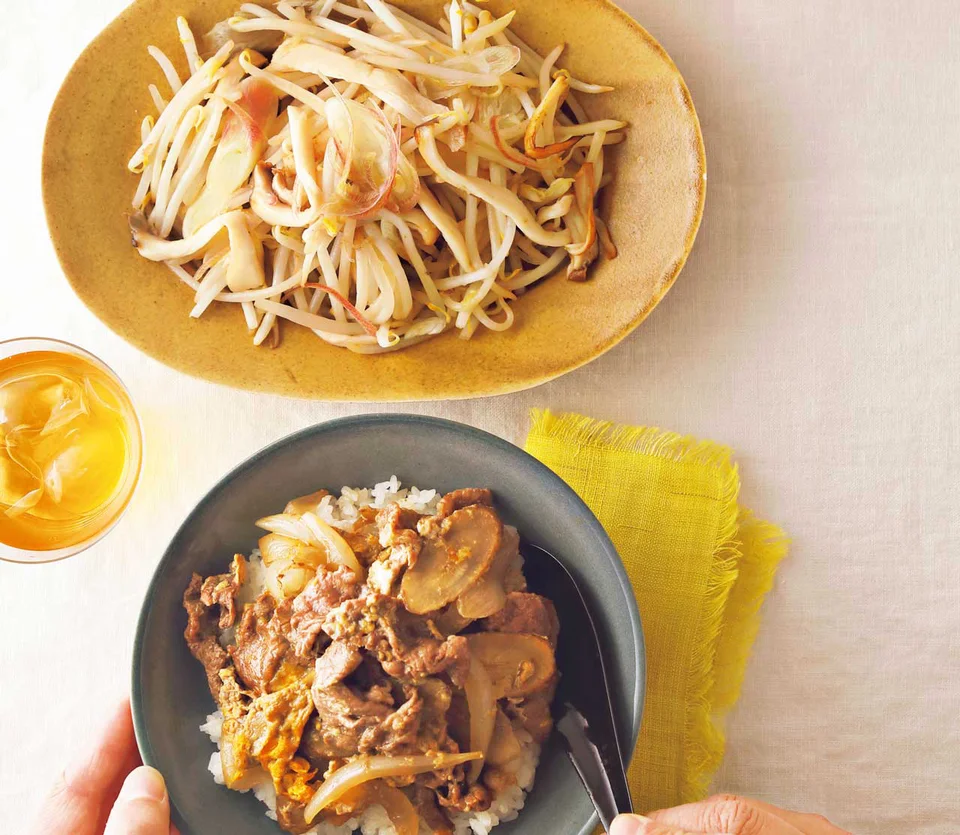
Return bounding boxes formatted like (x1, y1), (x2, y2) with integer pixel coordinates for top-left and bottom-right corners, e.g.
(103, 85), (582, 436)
(42, 0), (705, 401)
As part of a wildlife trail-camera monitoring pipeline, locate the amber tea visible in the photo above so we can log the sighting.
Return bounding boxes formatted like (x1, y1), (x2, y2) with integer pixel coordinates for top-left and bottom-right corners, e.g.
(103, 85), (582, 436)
(0, 343), (141, 557)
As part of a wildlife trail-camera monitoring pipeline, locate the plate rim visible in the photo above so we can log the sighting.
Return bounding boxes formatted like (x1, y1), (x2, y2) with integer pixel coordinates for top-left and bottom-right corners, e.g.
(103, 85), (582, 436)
(130, 413), (646, 834)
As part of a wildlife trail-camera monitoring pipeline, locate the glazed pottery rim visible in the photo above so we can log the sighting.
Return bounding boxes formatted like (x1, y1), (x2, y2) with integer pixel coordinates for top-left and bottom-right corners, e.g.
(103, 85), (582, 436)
(131, 413), (645, 835)
(42, 0), (706, 401)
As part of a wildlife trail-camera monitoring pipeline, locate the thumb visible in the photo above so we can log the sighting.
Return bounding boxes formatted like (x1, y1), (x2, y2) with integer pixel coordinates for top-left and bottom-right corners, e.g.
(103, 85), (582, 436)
(103, 766), (171, 835)
(610, 813), (722, 835)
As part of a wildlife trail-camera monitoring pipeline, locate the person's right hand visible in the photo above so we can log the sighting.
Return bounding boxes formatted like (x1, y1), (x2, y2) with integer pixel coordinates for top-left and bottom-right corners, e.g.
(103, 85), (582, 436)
(610, 795), (851, 834)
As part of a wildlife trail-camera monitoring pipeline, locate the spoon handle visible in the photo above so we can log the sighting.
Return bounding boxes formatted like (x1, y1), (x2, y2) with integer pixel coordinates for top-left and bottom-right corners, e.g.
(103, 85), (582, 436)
(558, 704), (634, 832)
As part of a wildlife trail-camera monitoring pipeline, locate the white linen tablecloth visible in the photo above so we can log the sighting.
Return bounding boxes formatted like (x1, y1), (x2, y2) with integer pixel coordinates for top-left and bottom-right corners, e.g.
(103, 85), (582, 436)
(2, 1), (958, 832)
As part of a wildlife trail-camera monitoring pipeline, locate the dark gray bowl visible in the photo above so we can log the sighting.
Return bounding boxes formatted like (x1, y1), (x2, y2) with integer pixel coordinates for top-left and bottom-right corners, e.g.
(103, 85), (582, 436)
(132, 415), (644, 835)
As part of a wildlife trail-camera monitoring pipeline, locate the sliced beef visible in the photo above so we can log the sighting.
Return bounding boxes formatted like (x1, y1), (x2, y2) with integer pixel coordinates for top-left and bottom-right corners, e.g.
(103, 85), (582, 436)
(183, 487), (563, 835)
(288, 566), (360, 661)
(377, 504), (423, 547)
(366, 551), (407, 596)
(324, 594), (470, 685)
(362, 678), (455, 756)
(416, 678), (454, 752)
(436, 780), (492, 813)
(368, 504), (423, 591)
(200, 554), (246, 629)
(358, 688), (423, 754)
(418, 488), (494, 538)
(315, 641), (363, 688)
(481, 592), (560, 649)
(299, 715), (342, 764)
(387, 633), (469, 686)
(309, 680), (394, 759)
(340, 507), (382, 565)
(275, 796), (312, 835)
(505, 674), (558, 743)
(435, 488), (493, 520)
(217, 666), (249, 720)
(230, 591), (292, 694)
(409, 785), (453, 834)
(183, 573), (231, 700)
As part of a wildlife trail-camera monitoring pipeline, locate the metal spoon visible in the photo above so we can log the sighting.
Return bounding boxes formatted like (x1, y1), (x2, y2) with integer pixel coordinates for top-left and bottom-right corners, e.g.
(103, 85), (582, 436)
(522, 541), (635, 833)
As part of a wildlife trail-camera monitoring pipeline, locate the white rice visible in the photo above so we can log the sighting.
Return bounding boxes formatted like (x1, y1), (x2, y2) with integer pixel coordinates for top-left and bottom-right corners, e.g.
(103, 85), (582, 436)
(203, 478), (541, 835)
(315, 476), (441, 531)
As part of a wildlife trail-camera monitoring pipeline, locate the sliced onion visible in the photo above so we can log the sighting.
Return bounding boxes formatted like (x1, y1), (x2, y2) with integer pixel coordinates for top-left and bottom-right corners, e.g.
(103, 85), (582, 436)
(322, 98), (399, 219)
(263, 557), (314, 598)
(301, 511), (364, 576)
(464, 656), (496, 782)
(351, 781), (419, 835)
(486, 708), (523, 767)
(258, 533), (327, 569)
(284, 490), (329, 516)
(303, 752), (482, 823)
(256, 512), (317, 543)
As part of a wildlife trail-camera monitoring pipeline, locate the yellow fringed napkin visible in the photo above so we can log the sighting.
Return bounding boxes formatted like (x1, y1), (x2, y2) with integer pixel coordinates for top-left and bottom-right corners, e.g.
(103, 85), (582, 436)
(524, 410), (788, 813)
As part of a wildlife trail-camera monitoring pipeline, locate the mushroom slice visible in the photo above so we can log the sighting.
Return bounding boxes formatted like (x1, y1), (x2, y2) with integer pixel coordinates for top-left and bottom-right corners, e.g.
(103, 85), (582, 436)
(457, 524), (519, 619)
(401, 504), (502, 614)
(465, 633), (556, 699)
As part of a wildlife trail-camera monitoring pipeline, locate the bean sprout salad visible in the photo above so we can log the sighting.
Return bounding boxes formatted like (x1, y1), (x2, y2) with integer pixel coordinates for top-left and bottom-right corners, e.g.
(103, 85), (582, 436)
(128, 0), (626, 352)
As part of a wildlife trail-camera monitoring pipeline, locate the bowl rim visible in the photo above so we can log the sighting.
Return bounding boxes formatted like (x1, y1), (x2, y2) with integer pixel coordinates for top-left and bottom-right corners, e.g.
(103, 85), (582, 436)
(131, 413), (645, 835)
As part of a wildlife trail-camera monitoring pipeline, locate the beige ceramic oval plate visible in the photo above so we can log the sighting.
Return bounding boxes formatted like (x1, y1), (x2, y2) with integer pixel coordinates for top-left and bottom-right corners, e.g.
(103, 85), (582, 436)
(43, 0), (704, 401)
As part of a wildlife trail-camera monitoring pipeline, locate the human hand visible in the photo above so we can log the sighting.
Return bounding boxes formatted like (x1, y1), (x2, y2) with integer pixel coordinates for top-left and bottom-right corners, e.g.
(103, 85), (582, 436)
(610, 795), (850, 834)
(31, 698), (178, 835)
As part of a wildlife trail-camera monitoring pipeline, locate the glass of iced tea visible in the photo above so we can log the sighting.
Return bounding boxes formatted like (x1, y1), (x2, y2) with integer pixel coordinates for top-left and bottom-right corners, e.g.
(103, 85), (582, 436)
(0, 338), (142, 563)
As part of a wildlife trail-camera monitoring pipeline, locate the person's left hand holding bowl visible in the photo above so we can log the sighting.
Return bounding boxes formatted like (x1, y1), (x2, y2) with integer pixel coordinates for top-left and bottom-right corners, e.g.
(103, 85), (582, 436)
(30, 699), (178, 835)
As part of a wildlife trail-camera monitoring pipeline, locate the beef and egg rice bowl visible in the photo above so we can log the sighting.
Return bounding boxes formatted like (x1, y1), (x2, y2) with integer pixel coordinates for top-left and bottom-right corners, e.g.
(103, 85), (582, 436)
(184, 480), (560, 834)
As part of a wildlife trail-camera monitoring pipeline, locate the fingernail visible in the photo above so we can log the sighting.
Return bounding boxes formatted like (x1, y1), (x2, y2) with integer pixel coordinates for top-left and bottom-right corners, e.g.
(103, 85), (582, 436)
(610, 814), (652, 835)
(120, 766), (167, 803)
